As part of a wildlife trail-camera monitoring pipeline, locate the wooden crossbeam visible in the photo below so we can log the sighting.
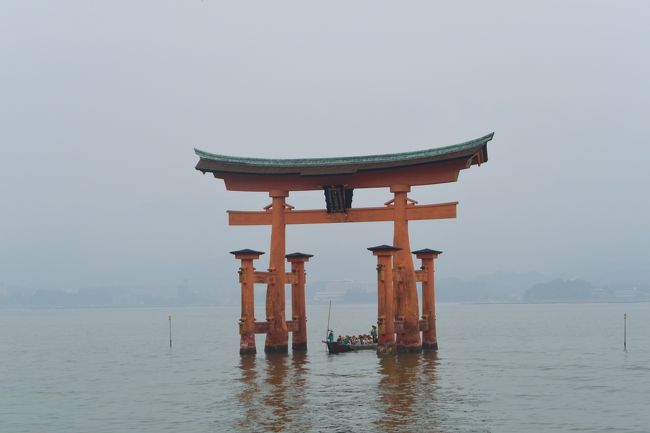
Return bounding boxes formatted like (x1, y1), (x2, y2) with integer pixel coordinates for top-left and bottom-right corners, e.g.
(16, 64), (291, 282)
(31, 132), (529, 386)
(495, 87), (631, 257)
(228, 202), (458, 226)
(253, 320), (298, 334)
(253, 271), (298, 284)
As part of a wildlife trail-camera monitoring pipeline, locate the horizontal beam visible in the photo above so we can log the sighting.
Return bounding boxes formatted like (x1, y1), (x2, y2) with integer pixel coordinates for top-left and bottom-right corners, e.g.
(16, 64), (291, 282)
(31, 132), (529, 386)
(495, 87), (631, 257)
(253, 271), (298, 284)
(253, 320), (298, 334)
(414, 270), (428, 282)
(228, 202), (457, 226)
(253, 321), (269, 333)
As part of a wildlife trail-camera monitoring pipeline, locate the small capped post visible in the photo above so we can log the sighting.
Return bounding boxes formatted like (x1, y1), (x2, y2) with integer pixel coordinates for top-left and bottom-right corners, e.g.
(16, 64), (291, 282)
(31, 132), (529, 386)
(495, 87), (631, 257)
(286, 252), (313, 351)
(412, 248), (442, 350)
(368, 245), (401, 354)
(230, 248), (265, 355)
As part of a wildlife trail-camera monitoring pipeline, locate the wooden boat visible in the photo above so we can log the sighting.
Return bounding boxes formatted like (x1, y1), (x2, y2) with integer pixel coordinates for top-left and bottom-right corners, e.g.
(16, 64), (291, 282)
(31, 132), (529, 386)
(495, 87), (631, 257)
(323, 340), (378, 354)
(323, 302), (378, 354)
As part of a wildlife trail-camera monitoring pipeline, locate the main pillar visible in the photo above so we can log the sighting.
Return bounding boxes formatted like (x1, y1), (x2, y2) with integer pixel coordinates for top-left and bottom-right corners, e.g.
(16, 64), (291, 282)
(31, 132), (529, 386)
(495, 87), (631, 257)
(413, 248), (442, 350)
(286, 252), (313, 351)
(265, 190), (289, 353)
(368, 245), (400, 354)
(390, 185), (422, 352)
(231, 248), (265, 355)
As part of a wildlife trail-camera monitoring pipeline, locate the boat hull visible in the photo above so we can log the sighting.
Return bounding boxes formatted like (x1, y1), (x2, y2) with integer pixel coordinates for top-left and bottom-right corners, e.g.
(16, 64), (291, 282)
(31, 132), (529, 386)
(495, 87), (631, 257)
(324, 341), (378, 354)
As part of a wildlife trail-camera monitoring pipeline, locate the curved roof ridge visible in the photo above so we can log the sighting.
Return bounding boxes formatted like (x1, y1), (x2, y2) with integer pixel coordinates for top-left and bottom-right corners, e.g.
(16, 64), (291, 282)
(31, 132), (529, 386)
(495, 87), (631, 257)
(194, 132), (493, 167)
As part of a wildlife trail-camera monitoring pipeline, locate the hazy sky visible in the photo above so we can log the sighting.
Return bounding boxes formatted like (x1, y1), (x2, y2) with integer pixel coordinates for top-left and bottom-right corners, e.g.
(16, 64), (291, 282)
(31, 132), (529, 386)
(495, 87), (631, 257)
(1, 1), (649, 291)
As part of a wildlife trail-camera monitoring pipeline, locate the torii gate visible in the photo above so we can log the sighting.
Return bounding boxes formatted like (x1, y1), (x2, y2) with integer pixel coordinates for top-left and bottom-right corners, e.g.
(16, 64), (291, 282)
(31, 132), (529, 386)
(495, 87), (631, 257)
(195, 133), (493, 354)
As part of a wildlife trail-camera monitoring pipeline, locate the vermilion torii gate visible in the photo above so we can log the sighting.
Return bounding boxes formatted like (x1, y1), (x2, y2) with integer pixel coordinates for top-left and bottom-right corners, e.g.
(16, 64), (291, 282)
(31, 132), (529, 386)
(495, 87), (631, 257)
(195, 133), (493, 354)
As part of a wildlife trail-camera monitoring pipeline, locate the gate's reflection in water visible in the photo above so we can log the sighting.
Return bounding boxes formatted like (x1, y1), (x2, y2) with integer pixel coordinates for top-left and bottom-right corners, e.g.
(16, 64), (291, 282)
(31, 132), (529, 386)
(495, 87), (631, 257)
(237, 351), (443, 433)
(376, 351), (443, 433)
(237, 352), (311, 433)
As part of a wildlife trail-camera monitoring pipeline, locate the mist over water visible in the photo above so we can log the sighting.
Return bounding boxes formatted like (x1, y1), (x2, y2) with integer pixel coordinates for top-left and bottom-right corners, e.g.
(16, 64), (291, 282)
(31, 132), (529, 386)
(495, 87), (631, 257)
(2, 303), (648, 433)
(2, 3), (650, 433)
(2, 2), (650, 293)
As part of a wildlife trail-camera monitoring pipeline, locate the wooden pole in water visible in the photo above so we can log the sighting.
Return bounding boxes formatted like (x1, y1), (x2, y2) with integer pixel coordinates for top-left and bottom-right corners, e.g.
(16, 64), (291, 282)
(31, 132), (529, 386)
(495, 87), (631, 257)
(287, 252), (312, 351)
(390, 185), (421, 352)
(231, 249), (265, 355)
(623, 313), (627, 350)
(368, 245), (400, 354)
(169, 314), (172, 348)
(326, 300), (332, 340)
(265, 190), (289, 353)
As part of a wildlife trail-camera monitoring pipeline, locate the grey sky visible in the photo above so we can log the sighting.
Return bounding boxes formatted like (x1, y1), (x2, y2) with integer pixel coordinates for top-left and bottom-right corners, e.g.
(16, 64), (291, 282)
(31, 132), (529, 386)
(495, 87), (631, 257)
(1, 1), (649, 291)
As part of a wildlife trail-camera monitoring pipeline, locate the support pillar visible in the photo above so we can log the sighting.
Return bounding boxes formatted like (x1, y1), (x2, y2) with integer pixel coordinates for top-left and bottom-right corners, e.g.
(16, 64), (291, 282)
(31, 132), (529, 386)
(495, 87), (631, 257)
(390, 185), (422, 352)
(230, 248), (265, 355)
(368, 245), (400, 354)
(265, 190), (289, 353)
(413, 248), (442, 350)
(286, 252), (313, 351)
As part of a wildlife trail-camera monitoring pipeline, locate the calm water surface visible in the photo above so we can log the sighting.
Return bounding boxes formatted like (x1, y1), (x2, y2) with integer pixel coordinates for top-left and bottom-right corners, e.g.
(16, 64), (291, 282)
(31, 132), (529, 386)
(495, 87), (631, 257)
(1, 303), (649, 432)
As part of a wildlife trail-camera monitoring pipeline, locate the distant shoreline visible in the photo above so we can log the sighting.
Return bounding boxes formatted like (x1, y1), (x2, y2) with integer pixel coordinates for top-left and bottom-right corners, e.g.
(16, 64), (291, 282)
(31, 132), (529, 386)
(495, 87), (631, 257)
(2, 299), (649, 310)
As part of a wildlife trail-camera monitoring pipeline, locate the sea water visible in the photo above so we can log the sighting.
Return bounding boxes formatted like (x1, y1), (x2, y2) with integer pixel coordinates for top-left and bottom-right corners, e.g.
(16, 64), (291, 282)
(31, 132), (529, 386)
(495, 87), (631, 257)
(1, 303), (649, 433)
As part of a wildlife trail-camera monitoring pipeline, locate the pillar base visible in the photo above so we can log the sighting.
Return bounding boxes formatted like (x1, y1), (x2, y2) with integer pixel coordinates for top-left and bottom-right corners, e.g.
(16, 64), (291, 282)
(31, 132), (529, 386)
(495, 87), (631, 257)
(396, 344), (422, 353)
(264, 344), (289, 353)
(239, 346), (257, 355)
(292, 342), (307, 351)
(377, 343), (396, 355)
(422, 342), (438, 351)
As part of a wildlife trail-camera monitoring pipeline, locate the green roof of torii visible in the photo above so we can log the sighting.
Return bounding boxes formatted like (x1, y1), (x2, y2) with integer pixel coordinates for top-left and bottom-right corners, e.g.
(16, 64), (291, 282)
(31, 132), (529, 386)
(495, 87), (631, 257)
(194, 132), (493, 176)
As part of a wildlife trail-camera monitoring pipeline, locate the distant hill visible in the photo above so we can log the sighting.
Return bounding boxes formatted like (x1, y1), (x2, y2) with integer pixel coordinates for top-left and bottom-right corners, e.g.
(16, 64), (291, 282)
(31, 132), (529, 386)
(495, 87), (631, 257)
(0, 279), (234, 308)
(308, 272), (555, 304)
(524, 279), (595, 302)
(524, 279), (650, 303)
(437, 271), (549, 303)
(2, 274), (649, 307)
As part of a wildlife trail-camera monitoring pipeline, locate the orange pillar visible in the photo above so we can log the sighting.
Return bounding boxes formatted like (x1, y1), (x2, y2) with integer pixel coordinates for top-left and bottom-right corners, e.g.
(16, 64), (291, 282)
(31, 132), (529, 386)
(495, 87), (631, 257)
(369, 245), (400, 354)
(286, 252), (313, 351)
(413, 248), (441, 350)
(231, 248), (265, 355)
(265, 190), (289, 353)
(390, 185), (422, 352)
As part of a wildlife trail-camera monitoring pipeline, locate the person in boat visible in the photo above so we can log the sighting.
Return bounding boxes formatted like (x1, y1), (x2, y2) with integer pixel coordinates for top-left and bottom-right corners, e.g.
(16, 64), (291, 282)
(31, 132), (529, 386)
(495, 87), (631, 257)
(328, 329), (335, 343)
(370, 325), (378, 343)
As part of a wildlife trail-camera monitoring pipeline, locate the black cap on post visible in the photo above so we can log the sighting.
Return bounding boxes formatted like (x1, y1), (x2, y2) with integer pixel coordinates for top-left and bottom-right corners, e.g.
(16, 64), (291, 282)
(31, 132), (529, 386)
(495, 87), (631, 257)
(411, 248), (442, 255)
(286, 252), (313, 262)
(285, 252), (314, 259)
(229, 249), (265, 259)
(367, 244), (401, 252)
(412, 248), (442, 259)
